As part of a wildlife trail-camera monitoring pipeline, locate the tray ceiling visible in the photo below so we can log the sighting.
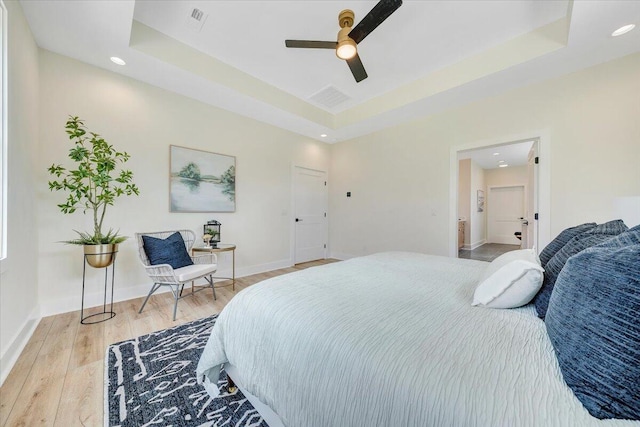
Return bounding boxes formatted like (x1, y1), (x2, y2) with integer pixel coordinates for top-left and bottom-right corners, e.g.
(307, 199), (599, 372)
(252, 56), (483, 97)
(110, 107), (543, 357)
(20, 0), (640, 143)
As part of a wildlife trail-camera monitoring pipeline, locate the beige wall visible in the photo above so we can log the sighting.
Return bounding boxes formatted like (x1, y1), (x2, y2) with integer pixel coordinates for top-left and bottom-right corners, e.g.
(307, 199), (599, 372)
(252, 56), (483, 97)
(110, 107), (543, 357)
(485, 165), (528, 189)
(329, 53), (640, 259)
(457, 159), (470, 246)
(0, 0), (40, 384)
(469, 160), (486, 248)
(36, 50), (330, 315)
(458, 159), (487, 249)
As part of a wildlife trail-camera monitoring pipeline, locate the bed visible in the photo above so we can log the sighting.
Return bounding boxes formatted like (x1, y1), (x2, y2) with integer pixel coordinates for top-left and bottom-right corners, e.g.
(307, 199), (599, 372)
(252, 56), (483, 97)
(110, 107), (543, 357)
(196, 251), (638, 426)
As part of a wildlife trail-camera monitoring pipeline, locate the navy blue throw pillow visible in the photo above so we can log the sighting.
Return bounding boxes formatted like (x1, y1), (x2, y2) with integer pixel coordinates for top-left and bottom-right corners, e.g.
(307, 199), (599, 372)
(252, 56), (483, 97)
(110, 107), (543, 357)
(593, 224), (640, 248)
(142, 232), (193, 270)
(546, 244), (640, 420)
(539, 222), (596, 267)
(534, 220), (628, 319)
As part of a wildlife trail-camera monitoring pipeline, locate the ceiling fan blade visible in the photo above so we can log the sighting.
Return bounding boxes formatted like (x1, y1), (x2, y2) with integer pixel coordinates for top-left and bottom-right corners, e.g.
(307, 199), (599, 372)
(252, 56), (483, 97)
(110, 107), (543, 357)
(285, 40), (338, 49)
(348, 0), (402, 44)
(346, 54), (368, 82)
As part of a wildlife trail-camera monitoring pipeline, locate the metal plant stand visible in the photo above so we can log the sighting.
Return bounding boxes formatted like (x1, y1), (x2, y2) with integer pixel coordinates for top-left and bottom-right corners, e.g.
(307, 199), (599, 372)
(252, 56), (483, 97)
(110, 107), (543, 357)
(80, 249), (117, 324)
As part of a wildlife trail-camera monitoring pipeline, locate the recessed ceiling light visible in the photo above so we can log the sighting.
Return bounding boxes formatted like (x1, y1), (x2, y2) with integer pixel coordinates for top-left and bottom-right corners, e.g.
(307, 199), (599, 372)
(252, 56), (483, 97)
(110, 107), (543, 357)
(611, 24), (636, 37)
(110, 56), (126, 65)
(498, 160), (505, 163)
(320, 134), (327, 138)
(499, 164), (509, 168)
(493, 152), (500, 156)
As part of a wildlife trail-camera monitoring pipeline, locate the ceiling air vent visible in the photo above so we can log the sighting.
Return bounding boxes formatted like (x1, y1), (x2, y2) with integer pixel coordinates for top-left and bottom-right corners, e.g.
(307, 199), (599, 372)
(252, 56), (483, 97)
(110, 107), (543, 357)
(308, 85), (351, 109)
(186, 7), (208, 32)
(191, 8), (204, 21)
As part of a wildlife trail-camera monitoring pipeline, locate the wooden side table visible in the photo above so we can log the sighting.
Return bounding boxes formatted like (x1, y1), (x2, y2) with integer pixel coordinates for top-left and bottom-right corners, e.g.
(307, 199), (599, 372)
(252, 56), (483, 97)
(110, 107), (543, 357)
(192, 243), (236, 291)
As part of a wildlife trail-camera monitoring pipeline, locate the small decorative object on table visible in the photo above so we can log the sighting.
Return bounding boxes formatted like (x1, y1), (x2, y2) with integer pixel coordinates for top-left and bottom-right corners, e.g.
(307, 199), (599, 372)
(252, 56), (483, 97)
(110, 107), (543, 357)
(203, 220), (221, 248)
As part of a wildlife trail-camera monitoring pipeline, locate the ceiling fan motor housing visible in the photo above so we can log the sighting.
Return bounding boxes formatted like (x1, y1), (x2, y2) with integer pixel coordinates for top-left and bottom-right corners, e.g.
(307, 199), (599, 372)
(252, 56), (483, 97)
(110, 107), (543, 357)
(338, 9), (355, 28)
(336, 9), (357, 60)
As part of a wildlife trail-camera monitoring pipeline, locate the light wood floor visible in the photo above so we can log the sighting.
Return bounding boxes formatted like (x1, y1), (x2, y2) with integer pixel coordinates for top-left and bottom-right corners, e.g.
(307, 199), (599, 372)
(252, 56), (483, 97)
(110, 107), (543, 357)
(0, 259), (339, 427)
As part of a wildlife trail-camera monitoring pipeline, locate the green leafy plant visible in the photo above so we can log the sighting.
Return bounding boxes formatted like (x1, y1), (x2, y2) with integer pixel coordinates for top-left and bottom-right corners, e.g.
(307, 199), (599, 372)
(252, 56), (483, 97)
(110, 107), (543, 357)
(204, 228), (220, 238)
(48, 116), (140, 245)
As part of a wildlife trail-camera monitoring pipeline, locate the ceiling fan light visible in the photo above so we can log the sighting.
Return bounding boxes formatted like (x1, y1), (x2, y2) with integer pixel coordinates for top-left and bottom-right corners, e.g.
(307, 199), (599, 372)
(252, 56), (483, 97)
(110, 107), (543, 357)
(336, 27), (357, 60)
(336, 40), (357, 60)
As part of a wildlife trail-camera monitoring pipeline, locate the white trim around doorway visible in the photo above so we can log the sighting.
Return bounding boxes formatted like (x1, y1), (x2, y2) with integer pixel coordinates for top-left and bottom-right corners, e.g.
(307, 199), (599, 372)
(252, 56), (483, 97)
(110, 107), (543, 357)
(449, 130), (551, 258)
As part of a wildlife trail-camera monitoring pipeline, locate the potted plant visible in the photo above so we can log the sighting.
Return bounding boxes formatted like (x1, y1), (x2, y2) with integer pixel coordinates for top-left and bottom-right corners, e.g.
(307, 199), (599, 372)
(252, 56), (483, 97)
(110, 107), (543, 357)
(48, 116), (140, 267)
(203, 228), (220, 248)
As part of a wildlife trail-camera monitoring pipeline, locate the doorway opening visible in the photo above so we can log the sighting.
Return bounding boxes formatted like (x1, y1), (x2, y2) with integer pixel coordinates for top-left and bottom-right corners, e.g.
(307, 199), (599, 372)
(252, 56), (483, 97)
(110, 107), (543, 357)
(454, 139), (539, 261)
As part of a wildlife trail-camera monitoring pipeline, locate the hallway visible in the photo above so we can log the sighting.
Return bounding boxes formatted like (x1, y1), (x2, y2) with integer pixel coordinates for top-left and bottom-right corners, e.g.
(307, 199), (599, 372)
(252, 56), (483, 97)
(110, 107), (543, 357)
(459, 243), (521, 262)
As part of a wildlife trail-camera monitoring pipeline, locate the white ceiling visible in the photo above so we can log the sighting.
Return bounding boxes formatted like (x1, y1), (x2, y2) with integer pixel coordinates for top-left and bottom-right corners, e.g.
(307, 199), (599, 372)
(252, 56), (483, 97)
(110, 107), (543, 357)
(19, 0), (640, 143)
(458, 140), (534, 170)
(133, 0), (567, 111)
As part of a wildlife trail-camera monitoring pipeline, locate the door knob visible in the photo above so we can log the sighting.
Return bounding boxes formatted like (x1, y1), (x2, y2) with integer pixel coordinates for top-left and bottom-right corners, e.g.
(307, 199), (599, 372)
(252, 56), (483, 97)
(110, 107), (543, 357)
(295, 218), (302, 222)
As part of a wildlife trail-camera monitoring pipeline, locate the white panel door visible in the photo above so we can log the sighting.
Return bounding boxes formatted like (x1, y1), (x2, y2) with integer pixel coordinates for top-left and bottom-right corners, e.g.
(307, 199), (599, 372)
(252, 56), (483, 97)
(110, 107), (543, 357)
(488, 186), (524, 245)
(294, 167), (327, 264)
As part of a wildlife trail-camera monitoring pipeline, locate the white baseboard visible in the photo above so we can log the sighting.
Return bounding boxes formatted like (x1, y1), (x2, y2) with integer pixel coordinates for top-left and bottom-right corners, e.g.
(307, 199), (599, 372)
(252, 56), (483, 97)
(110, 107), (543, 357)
(462, 239), (486, 251)
(0, 306), (41, 386)
(38, 260), (294, 318)
(328, 252), (357, 260)
(235, 259), (292, 278)
(38, 282), (153, 318)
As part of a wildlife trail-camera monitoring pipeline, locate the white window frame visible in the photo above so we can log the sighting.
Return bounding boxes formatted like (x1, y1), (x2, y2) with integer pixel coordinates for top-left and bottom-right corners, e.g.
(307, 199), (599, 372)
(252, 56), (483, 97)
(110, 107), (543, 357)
(0, 0), (7, 263)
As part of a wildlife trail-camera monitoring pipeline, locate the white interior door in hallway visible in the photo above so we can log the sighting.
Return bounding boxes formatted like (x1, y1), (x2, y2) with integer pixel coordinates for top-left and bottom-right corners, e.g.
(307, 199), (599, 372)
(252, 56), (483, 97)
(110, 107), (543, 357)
(294, 166), (327, 264)
(488, 185), (524, 245)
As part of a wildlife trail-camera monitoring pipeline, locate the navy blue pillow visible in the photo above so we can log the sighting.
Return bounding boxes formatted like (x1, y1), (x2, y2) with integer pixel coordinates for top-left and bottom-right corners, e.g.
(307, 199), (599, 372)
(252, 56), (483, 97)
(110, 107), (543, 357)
(142, 232), (193, 269)
(593, 224), (640, 248)
(546, 244), (640, 420)
(539, 222), (596, 267)
(534, 220), (628, 319)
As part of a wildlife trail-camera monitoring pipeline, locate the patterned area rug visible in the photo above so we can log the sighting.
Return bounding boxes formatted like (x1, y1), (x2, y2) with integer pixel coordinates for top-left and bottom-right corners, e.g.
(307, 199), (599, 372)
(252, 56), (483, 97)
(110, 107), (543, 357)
(105, 315), (268, 426)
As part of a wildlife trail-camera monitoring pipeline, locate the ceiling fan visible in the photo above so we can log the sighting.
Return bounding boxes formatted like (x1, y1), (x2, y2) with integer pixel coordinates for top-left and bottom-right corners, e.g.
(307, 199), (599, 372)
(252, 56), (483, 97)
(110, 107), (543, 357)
(285, 0), (403, 83)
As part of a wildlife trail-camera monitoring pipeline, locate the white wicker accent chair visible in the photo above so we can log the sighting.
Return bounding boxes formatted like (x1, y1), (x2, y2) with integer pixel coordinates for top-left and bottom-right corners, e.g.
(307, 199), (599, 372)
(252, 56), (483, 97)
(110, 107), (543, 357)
(136, 230), (217, 321)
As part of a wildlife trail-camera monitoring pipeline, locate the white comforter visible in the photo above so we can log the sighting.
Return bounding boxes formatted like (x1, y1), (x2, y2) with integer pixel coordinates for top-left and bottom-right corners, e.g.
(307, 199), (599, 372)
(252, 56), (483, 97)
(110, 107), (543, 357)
(197, 252), (638, 426)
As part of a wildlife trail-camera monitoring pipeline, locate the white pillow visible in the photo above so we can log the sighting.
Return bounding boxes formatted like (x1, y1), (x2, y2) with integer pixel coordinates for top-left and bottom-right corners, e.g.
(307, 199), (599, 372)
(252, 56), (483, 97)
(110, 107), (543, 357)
(472, 249), (544, 309)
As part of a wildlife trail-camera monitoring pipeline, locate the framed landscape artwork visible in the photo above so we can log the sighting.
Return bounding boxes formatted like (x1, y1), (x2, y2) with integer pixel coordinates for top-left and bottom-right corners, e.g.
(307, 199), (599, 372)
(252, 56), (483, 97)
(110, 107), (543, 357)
(477, 190), (485, 213)
(170, 145), (236, 212)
